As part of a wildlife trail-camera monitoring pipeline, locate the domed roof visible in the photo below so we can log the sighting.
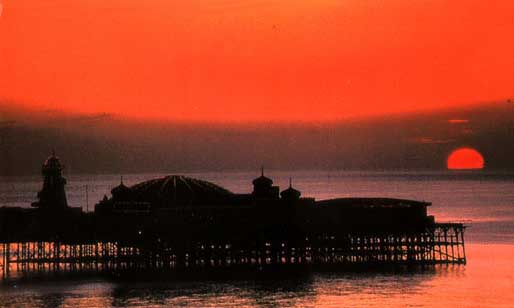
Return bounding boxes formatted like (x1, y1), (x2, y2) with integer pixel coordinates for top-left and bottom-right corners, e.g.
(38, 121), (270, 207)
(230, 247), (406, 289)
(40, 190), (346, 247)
(253, 175), (273, 186)
(42, 151), (63, 171)
(128, 175), (233, 207)
(252, 168), (273, 186)
(280, 179), (301, 200)
(111, 177), (131, 196)
(280, 187), (301, 199)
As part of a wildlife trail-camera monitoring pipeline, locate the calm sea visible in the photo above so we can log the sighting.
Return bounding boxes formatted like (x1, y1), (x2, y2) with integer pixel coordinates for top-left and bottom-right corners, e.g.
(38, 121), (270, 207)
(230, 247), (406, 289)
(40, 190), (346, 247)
(1, 171), (513, 307)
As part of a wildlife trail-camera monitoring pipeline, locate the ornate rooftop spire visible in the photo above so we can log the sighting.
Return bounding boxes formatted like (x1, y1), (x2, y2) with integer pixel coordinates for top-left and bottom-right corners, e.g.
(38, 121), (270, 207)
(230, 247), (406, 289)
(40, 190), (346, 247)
(281, 177), (301, 200)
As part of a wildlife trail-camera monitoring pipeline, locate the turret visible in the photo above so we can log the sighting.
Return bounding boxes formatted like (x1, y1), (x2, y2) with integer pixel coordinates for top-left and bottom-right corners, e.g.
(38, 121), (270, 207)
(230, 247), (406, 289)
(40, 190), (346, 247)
(111, 176), (132, 201)
(31, 151), (69, 210)
(252, 167), (279, 199)
(280, 178), (301, 200)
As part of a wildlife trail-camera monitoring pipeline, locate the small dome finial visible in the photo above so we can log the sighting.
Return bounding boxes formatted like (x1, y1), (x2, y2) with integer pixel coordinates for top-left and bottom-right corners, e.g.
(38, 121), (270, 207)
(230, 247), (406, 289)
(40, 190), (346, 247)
(261, 166), (264, 176)
(289, 177), (292, 188)
(120, 175), (124, 185)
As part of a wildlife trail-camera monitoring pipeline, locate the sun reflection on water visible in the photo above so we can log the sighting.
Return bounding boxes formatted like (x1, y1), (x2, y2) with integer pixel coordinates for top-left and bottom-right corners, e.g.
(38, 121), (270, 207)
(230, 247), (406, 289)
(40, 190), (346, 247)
(1, 244), (513, 307)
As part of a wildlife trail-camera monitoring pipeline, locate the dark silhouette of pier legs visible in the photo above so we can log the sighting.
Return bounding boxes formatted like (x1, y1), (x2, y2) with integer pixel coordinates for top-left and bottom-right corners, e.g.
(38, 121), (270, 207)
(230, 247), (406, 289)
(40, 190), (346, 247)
(0, 224), (466, 278)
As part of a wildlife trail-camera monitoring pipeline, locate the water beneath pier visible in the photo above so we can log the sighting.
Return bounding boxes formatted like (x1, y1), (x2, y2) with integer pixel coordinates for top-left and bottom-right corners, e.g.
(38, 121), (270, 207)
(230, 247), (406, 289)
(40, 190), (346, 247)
(1, 171), (513, 307)
(0, 244), (512, 308)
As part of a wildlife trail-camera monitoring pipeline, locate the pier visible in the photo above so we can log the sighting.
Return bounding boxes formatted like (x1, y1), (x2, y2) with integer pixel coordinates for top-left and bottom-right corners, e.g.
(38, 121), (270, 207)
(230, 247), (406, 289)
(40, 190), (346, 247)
(0, 223), (465, 278)
(0, 154), (466, 279)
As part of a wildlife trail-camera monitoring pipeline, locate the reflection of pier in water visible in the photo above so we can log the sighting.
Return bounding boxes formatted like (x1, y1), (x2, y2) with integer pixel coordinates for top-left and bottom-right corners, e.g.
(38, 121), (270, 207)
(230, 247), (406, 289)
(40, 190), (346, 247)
(0, 267), (454, 308)
(0, 154), (466, 279)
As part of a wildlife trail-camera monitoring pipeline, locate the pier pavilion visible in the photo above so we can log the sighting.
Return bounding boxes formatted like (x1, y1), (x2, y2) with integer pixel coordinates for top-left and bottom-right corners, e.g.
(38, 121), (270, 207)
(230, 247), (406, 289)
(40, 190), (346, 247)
(0, 154), (466, 277)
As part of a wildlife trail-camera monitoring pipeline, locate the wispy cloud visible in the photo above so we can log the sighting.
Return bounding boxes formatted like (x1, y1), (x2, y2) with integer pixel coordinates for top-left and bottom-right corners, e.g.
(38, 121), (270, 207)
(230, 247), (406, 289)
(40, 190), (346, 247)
(71, 113), (112, 123)
(448, 119), (469, 124)
(409, 137), (455, 144)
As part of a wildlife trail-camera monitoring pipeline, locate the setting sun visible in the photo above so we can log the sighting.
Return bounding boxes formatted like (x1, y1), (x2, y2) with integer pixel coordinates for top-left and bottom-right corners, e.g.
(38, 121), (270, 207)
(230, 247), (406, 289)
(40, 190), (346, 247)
(447, 148), (485, 170)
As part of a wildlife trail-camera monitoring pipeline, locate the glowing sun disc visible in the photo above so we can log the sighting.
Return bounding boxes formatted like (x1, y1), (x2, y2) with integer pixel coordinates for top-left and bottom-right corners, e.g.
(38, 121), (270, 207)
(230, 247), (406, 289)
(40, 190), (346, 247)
(447, 148), (484, 170)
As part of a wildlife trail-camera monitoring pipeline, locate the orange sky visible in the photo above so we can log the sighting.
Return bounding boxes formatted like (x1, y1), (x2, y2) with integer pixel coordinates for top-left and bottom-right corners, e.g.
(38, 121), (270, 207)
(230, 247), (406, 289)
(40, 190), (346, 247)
(1, 0), (513, 122)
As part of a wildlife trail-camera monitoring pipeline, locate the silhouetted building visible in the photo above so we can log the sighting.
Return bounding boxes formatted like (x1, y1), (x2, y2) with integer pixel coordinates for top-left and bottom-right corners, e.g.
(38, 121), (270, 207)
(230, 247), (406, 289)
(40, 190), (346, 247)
(95, 170), (434, 234)
(95, 175), (234, 215)
(31, 151), (68, 210)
